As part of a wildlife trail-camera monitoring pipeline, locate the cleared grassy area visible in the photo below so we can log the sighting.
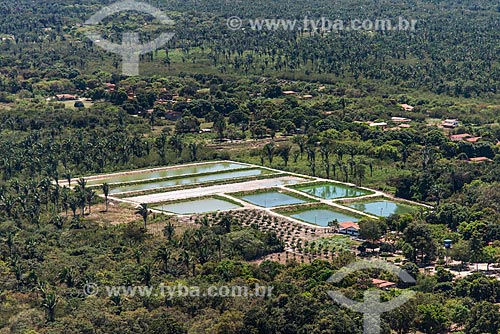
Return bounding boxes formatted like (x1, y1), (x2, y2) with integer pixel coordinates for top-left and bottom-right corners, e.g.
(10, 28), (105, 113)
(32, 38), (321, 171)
(304, 235), (359, 253)
(232, 150), (410, 194)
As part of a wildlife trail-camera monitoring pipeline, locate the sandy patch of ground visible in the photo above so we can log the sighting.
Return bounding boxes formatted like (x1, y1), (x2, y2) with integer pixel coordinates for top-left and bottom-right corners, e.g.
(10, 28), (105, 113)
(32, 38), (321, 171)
(80, 201), (139, 226)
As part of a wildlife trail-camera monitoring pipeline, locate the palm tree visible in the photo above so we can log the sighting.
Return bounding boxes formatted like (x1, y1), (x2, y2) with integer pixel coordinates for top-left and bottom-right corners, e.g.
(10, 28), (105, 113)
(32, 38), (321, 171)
(292, 135), (306, 157)
(188, 142), (199, 161)
(51, 216), (65, 230)
(64, 169), (72, 187)
(139, 263), (153, 285)
(263, 142), (275, 164)
(69, 195), (78, 218)
(75, 179), (87, 216)
(169, 135), (184, 158)
(77, 178), (87, 191)
(135, 203), (150, 229)
(155, 246), (171, 274)
(5, 231), (15, 255)
(155, 134), (167, 164)
(179, 250), (192, 275)
(327, 219), (340, 232)
(86, 190), (96, 214)
(213, 114), (227, 142)
(102, 183), (110, 212)
(41, 289), (58, 322)
(59, 267), (77, 288)
(163, 222), (175, 242)
(277, 144), (291, 166)
(218, 214), (235, 233)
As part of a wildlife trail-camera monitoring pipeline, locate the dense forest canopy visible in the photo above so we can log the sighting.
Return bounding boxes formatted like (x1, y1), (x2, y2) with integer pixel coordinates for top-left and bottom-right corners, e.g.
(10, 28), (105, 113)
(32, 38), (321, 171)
(0, 0), (500, 96)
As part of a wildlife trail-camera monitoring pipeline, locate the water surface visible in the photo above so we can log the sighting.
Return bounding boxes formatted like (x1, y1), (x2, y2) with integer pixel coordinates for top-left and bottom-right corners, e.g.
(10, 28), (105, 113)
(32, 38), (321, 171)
(240, 191), (306, 208)
(87, 162), (246, 186)
(290, 209), (359, 226)
(295, 183), (371, 199)
(347, 200), (415, 217)
(154, 198), (241, 214)
(110, 168), (270, 194)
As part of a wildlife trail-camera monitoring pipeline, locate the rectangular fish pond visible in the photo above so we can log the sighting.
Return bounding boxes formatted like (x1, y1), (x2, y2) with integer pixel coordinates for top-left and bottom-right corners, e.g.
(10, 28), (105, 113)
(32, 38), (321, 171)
(290, 182), (373, 200)
(109, 168), (273, 194)
(153, 197), (242, 214)
(235, 189), (311, 208)
(276, 205), (361, 227)
(86, 162), (247, 186)
(345, 199), (417, 218)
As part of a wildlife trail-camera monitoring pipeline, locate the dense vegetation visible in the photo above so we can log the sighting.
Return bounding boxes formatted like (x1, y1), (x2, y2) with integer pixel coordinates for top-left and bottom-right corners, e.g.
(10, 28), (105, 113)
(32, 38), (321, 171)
(1, 0), (500, 333)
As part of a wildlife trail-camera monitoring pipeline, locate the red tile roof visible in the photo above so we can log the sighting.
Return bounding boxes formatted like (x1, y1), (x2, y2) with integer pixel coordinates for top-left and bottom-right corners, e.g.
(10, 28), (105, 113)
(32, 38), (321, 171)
(338, 222), (360, 230)
(371, 278), (397, 288)
(468, 157), (492, 163)
(465, 137), (482, 143)
(450, 133), (472, 141)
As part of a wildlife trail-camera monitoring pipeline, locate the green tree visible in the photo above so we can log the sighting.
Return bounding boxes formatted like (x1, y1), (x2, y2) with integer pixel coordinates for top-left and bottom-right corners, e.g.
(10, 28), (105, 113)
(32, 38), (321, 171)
(263, 142), (275, 164)
(277, 144), (292, 167)
(415, 303), (450, 334)
(465, 302), (500, 334)
(359, 219), (383, 248)
(136, 203), (150, 229)
(403, 223), (437, 264)
(102, 183), (110, 212)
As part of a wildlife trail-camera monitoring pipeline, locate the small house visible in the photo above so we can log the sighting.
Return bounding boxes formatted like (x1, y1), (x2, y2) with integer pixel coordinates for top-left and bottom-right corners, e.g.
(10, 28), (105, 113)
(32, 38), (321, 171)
(371, 279), (397, 290)
(165, 110), (182, 121)
(369, 122), (388, 129)
(400, 104), (414, 112)
(338, 222), (360, 237)
(442, 119), (459, 128)
(391, 117), (411, 123)
(55, 94), (77, 101)
(450, 133), (472, 142)
(468, 157), (493, 163)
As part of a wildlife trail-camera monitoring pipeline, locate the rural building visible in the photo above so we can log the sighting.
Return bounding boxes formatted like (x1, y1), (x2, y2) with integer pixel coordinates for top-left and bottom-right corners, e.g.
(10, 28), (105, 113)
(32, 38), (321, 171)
(369, 122), (388, 129)
(468, 157), (493, 163)
(338, 222), (360, 236)
(400, 104), (414, 111)
(371, 279), (397, 289)
(450, 133), (472, 142)
(465, 136), (482, 143)
(442, 119), (459, 128)
(55, 94), (77, 101)
(391, 117), (411, 123)
(165, 111), (183, 121)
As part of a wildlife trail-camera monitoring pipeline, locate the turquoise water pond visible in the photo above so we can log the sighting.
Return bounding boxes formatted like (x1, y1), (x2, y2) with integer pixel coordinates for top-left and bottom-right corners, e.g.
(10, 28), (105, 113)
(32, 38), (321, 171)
(290, 209), (359, 226)
(109, 168), (270, 194)
(153, 198), (241, 214)
(347, 200), (416, 217)
(295, 183), (371, 199)
(239, 191), (306, 208)
(87, 162), (246, 186)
